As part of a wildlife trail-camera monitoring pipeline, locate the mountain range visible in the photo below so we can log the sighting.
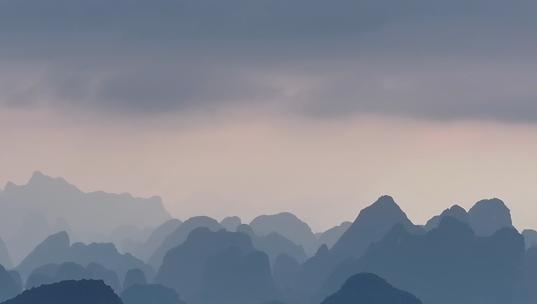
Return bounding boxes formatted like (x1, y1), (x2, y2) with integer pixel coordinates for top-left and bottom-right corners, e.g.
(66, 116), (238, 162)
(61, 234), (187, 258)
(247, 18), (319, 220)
(0, 172), (170, 264)
(0, 172), (534, 304)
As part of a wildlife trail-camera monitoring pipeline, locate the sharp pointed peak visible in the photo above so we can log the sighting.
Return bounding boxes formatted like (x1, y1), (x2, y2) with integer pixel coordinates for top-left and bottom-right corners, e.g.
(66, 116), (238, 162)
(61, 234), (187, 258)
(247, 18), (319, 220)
(361, 195), (404, 215)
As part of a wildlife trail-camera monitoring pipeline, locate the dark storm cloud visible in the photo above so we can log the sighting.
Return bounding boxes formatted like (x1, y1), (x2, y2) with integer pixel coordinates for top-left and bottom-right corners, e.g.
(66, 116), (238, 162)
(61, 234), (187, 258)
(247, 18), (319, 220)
(1, 0), (537, 121)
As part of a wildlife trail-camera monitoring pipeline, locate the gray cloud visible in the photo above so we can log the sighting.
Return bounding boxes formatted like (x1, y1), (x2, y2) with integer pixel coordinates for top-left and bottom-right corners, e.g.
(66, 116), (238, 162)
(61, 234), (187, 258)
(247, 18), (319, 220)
(1, 0), (537, 122)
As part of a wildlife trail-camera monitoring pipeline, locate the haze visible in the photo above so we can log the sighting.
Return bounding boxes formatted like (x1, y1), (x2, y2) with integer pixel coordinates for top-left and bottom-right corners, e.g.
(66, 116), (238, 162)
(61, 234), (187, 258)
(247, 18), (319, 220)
(2, 0), (537, 231)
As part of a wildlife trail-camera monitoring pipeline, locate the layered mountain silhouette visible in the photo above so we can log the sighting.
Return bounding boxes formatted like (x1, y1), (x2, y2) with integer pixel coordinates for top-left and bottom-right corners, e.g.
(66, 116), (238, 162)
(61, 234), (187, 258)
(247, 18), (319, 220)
(122, 284), (186, 304)
(17, 231), (152, 281)
(321, 217), (526, 304)
(123, 268), (147, 291)
(250, 212), (319, 256)
(220, 216), (242, 232)
(0, 172), (170, 263)
(125, 219), (183, 262)
(424, 204), (468, 230)
(523, 245), (537, 303)
(273, 254), (300, 303)
(0, 239), (12, 269)
(293, 196), (421, 302)
(25, 261), (121, 292)
(237, 224), (307, 263)
(425, 199), (514, 237)
(331, 195), (421, 258)
(1, 280), (122, 304)
(200, 247), (280, 304)
(149, 216), (222, 268)
(0, 265), (22, 302)
(523, 229), (537, 249)
(321, 273), (422, 304)
(0, 173), (535, 304)
(467, 198), (513, 236)
(155, 228), (254, 303)
(316, 222), (351, 249)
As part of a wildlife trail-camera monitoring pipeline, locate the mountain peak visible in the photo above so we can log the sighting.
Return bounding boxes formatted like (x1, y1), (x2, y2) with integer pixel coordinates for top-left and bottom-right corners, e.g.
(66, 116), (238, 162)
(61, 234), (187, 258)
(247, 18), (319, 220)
(358, 195), (408, 223)
(26, 171), (80, 194)
(250, 212), (318, 256)
(331, 196), (416, 257)
(372, 195), (399, 208)
(425, 204), (469, 231)
(441, 204), (467, 217)
(469, 198), (509, 213)
(468, 198), (513, 236)
(28, 171), (56, 184)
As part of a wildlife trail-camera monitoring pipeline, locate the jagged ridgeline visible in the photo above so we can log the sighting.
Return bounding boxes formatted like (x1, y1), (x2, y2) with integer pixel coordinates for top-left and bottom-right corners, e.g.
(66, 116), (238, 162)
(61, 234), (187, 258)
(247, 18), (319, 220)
(2, 172), (537, 304)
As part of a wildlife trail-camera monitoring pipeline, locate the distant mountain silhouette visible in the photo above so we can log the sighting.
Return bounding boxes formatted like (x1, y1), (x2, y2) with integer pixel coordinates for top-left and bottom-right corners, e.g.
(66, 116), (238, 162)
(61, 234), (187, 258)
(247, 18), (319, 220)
(125, 219), (183, 262)
(317, 222), (351, 249)
(155, 228), (255, 303)
(17, 231), (69, 278)
(424, 204), (468, 231)
(237, 224), (307, 264)
(0, 171), (170, 263)
(321, 273), (422, 304)
(322, 217), (526, 304)
(122, 284), (186, 304)
(468, 198), (513, 236)
(149, 216), (222, 268)
(26, 262), (121, 292)
(123, 268), (147, 291)
(250, 212), (318, 256)
(1, 279), (122, 304)
(200, 247), (280, 304)
(523, 229), (537, 250)
(17, 231), (152, 281)
(220, 216), (242, 232)
(0, 239), (12, 269)
(0, 265), (22, 302)
(109, 225), (154, 256)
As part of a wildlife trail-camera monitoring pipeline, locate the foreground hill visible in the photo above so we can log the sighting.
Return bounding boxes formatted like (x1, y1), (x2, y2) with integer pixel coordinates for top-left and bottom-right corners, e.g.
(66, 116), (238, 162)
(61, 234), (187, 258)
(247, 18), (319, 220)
(321, 273), (422, 304)
(0, 280), (121, 304)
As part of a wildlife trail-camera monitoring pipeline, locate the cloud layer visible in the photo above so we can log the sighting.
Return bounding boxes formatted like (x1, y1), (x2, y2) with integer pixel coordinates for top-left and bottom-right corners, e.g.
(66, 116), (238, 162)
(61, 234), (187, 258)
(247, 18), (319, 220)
(1, 0), (537, 122)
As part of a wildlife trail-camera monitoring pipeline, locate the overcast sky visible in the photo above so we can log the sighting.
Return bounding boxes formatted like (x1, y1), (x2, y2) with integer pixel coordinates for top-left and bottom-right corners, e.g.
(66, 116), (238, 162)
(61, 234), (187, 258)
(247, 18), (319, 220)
(2, 0), (537, 231)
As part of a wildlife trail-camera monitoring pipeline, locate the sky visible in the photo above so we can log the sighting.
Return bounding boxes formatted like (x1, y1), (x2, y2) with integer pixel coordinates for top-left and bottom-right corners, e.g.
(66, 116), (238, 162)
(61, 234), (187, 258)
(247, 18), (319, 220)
(1, 0), (537, 231)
